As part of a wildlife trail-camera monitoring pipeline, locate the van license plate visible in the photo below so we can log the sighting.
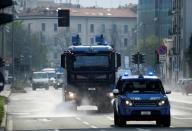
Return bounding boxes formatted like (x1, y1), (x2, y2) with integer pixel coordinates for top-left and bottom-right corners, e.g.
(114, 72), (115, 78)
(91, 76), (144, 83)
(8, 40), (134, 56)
(88, 88), (96, 91)
(141, 111), (151, 115)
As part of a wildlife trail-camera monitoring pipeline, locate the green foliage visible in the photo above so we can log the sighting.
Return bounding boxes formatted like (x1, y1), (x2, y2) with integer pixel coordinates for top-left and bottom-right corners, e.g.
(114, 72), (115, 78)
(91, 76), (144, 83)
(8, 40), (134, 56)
(0, 96), (5, 124)
(5, 21), (48, 71)
(137, 36), (160, 66)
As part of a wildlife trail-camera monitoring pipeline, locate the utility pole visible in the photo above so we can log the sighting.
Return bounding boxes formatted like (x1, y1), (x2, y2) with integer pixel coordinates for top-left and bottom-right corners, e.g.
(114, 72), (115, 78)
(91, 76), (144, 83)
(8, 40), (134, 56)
(11, 3), (15, 86)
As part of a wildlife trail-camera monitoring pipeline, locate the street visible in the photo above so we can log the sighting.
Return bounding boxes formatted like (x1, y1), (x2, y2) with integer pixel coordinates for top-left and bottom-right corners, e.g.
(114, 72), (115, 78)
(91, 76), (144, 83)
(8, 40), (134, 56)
(5, 86), (192, 131)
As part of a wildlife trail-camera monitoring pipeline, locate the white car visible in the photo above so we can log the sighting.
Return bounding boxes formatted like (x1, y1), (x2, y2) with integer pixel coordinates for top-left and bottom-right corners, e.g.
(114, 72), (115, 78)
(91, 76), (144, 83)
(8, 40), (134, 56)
(32, 72), (49, 90)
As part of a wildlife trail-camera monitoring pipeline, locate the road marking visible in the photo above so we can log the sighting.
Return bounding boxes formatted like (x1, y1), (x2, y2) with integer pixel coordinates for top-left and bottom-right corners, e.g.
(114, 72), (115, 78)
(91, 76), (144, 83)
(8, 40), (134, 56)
(83, 121), (89, 125)
(172, 116), (192, 120)
(136, 128), (151, 131)
(106, 116), (114, 121)
(8, 112), (31, 115)
(90, 125), (98, 128)
(75, 117), (81, 121)
(6, 115), (13, 131)
(54, 129), (60, 131)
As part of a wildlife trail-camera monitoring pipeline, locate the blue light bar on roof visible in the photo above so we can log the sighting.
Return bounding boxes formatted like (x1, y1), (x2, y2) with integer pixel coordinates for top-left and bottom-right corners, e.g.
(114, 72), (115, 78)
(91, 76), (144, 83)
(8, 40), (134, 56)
(148, 71), (154, 76)
(72, 34), (81, 45)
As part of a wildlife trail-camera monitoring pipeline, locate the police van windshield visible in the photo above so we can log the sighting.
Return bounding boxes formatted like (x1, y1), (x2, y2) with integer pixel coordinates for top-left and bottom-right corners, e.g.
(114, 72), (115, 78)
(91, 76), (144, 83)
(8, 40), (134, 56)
(121, 80), (165, 94)
(74, 55), (109, 68)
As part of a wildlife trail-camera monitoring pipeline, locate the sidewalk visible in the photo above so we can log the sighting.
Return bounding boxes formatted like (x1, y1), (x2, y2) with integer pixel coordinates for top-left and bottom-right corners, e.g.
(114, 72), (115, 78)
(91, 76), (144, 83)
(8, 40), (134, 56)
(0, 84), (11, 130)
(168, 91), (192, 104)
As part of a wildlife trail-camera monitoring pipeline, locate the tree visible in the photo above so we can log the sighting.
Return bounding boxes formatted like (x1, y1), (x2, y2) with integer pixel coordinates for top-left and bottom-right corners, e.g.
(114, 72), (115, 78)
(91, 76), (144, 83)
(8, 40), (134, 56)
(137, 36), (160, 67)
(5, 21), (48, 74)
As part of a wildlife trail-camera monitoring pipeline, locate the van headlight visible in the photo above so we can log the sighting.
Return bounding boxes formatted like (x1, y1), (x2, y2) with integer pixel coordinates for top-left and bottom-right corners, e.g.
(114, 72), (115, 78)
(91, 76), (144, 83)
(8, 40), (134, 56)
(158, 100), (166, 106)
(108, 92), (114, 98)
(121, 99), (133, 106)
(125, 100), (133, 106)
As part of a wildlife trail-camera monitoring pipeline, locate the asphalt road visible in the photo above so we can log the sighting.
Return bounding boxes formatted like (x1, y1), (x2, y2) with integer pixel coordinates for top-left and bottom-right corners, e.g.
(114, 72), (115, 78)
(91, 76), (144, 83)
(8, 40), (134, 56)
(6, 87), (192, 131)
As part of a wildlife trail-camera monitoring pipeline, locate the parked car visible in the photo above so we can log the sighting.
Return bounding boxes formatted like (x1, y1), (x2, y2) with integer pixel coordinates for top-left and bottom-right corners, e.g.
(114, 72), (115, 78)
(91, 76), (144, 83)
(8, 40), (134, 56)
(32, 72), (49, 90)
(177, 78), (192, 94)
(180, 79), (192, 95)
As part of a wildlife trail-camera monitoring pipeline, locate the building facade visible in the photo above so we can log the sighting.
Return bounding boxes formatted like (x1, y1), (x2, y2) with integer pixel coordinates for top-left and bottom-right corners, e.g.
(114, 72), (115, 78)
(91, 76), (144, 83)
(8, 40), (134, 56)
(137, 0), (172, 45)
(19, 8), (137, 68)
(171, 0), (192, 81)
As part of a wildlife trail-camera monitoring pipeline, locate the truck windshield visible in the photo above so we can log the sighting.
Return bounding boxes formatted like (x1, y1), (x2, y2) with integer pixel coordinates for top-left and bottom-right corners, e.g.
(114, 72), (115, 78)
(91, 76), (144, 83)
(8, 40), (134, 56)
(33, 73), (48, 79)
(121, 80), (165, 94)
(74, 55), (109, 68)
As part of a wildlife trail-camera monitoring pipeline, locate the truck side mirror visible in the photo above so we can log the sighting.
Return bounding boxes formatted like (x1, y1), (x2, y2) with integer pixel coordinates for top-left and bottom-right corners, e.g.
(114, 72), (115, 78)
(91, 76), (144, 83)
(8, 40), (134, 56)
(61, 53), (65, 68)
(113, 89), (119, 96)
(117, 53), (121, 68)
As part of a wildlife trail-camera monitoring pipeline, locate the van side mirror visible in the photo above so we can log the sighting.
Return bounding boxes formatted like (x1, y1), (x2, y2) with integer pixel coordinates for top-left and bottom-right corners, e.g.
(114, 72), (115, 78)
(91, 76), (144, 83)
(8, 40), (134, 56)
(113, 89), (119, 96)
(116, 53), (121, 68)
(165, 90), (171, 94)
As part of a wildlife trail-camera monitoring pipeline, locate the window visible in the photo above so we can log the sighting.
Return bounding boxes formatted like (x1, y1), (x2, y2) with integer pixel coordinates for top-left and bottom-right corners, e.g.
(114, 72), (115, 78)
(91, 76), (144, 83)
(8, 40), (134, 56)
(90, 37), (94, 45)
(112, 24), (117, 32)
(124, 25), (128, 33)
(42, 23), (45, 32)
(101, 24), (105, 33)
(90, 24), (94, 33)
(78, 24), (82, 33)
(54, 23), (58, 32)
(124, 38), (128, 47)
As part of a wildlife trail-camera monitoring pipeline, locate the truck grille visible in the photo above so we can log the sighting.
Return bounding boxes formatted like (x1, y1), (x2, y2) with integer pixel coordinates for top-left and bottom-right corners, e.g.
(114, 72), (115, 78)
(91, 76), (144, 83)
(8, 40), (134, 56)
(132, 100), (159, 107)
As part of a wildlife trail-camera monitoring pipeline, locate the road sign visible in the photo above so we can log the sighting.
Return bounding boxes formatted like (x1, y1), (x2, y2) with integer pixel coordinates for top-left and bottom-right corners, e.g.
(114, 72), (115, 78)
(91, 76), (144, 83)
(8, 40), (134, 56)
(159, 54), (166, 62)
(158, 45), (167, 55)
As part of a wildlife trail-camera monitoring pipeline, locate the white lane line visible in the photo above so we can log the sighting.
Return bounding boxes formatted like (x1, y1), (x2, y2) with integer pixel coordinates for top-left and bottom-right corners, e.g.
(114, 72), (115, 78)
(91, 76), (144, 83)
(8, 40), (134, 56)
(54, 129), (60, 131)
(90, 125), (98, 128)
(106, 116), (114, 121)
(136, 128), (151, 131)
(83, 121), (89, 125)
(75, 117), (81, 121)
(172, 116), (192, 120)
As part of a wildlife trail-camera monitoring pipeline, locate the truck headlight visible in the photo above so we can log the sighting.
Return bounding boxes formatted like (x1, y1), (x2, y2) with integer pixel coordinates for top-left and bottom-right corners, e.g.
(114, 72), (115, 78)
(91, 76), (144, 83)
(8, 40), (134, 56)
(158, 100), (165, 106)
(69, 92), (75, 99)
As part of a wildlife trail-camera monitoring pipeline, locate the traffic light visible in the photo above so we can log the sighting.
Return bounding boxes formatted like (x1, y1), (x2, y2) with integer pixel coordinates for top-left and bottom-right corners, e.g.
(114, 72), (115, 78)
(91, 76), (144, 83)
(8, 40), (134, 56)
(139, 54), (145, 64)
(132, 54), (138, 64)
(0, 57), (5, 67)
(0, 0), (14, 25)
(58, 9), (70, 27)
(132, 52), (145, 64)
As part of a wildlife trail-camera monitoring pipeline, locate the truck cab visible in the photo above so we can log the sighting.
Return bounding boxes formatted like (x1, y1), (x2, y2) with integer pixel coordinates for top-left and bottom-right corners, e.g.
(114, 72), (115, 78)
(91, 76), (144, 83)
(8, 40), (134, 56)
(61, 45), (121, 111)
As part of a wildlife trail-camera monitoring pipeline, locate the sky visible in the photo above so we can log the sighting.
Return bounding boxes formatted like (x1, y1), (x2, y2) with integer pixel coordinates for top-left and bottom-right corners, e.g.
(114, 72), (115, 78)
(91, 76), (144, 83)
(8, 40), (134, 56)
(55, 0), (138, 8)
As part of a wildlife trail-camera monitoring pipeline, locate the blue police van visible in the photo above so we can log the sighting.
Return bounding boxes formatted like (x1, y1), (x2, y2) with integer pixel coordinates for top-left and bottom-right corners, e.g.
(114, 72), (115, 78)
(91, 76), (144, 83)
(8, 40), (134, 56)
(113, 73), (171, 127)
